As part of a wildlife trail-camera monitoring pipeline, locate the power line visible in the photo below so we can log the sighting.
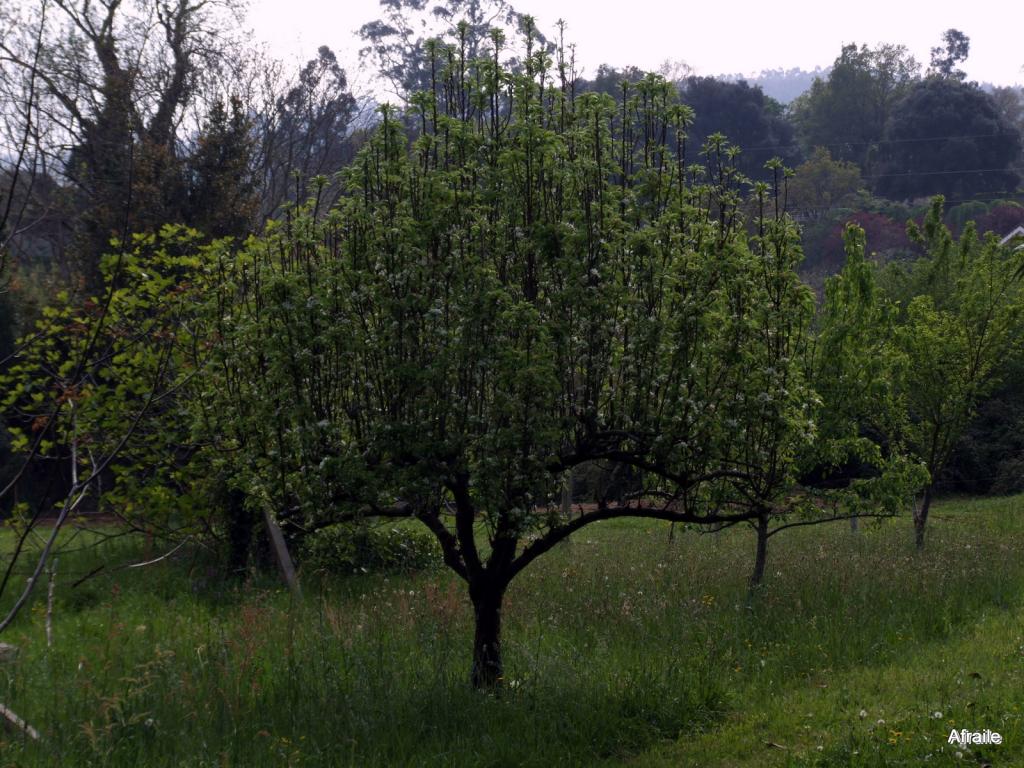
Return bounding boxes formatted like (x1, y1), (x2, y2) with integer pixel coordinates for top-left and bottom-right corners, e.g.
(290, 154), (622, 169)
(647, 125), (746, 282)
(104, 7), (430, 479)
(727, 132), (1021, 156)
(788, 191), (1024, 218)
(863, 166), (1024, 180)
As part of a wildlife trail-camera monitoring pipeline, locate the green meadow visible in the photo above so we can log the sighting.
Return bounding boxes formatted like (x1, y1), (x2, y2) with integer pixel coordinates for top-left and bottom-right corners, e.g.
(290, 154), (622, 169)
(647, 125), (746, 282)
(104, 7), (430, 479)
(2, 495), (1023, 767)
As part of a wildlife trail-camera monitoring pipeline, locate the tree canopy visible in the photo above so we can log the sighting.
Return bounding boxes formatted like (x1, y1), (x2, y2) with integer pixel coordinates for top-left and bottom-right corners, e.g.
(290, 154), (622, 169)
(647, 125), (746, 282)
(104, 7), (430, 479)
(680, 77), (796, 178)
(790, 43), (920, 171)
(875, 79), (1022, 202)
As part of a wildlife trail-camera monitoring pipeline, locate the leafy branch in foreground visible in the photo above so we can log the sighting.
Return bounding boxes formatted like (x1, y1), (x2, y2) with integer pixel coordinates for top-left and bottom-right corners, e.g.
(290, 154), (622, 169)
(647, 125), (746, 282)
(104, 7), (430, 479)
(0, 226), (220, 628)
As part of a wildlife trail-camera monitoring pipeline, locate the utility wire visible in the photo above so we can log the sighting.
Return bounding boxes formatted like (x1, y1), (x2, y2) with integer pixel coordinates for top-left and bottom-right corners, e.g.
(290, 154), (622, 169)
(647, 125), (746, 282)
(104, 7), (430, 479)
(724, 131), (1021, 155)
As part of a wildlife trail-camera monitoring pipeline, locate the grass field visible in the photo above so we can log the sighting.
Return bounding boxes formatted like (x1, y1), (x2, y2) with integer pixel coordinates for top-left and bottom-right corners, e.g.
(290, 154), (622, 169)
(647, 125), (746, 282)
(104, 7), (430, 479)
(1, 496), (1023, 766)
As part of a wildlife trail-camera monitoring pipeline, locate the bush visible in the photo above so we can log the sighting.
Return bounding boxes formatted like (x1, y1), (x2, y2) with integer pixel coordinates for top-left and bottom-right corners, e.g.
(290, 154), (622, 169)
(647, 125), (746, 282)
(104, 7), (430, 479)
(946, 201), (989, 235)
(302, 523), (442, 575)
(992, 455), (1024, 495)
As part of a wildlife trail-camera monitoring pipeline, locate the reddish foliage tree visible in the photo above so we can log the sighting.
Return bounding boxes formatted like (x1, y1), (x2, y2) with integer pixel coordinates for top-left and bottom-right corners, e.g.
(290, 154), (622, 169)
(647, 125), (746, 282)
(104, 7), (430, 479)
(976, 204), (1024, 239)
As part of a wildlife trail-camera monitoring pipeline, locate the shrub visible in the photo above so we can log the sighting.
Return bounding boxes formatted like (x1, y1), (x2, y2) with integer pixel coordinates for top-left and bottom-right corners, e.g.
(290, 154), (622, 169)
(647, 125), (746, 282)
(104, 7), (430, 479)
(302, 524), (442, 575)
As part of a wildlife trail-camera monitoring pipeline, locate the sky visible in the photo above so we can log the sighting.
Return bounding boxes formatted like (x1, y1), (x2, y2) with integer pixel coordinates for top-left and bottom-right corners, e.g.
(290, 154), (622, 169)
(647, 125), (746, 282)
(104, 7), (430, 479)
(247, 0), (1023, 90)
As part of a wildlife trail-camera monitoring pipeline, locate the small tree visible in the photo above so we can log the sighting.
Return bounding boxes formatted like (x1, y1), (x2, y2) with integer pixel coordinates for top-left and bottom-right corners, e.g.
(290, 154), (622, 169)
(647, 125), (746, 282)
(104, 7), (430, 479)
(725, 215), (924, 588)
(887, 198), (1024, 548)
(788, 148), (863, 219)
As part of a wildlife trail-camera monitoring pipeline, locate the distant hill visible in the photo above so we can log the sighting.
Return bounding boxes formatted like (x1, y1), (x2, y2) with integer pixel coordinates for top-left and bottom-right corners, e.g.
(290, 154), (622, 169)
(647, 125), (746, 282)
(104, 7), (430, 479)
(716, 66), (830, 104)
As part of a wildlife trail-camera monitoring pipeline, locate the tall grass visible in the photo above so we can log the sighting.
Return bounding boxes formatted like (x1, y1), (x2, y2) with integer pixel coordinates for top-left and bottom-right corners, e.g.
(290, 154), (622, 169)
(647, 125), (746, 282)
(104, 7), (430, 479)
(1, 495), (1022, 766)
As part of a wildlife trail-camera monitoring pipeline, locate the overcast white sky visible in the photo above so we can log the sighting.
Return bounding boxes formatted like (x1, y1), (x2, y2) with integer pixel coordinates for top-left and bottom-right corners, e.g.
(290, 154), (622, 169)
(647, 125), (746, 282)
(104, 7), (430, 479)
(247, 0), (1023, 90)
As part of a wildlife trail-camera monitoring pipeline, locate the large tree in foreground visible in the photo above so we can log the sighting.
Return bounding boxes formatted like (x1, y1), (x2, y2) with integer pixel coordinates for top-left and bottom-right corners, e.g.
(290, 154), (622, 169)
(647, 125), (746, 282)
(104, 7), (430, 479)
(203, 29), (894, 688)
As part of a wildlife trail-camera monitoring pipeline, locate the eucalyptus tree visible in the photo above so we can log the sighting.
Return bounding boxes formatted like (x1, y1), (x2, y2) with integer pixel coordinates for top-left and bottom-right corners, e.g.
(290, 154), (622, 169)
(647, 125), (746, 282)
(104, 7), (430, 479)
(202, 27), (882, 688)
(928, 29), (970, 81)
(357, 0), (540, 103)
(255, 46), (360, 220)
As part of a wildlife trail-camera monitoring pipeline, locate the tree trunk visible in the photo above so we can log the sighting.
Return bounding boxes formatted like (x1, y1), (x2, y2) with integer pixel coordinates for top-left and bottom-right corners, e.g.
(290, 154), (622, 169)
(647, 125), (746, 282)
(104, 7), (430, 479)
(849, 515), (859, 533)
(913, 485), (933, 551)
(749, 512), (770, 589)
(470, 583), (506, 690)
(263, 508), (301, 596)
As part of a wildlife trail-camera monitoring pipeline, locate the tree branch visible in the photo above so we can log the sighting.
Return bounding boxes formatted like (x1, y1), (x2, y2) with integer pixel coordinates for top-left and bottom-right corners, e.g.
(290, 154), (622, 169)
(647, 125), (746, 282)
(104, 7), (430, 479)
(766, 511), (895, 539)
(509, 502), (759, 580)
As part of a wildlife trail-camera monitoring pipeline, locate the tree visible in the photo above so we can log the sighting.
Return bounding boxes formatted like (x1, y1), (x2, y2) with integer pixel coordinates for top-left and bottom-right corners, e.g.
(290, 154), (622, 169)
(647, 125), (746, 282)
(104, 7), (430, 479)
(357, 0), (538, 103)
(581, 63), (647, 99)
(680, 77), (796, 179)
(790, 43), (920, 171)
(0, 0), (52, 284)
(710, 184), (818, 588)
(0, 225), (218, 632)
(728, 214), (924, 588)
(929, 28), (970, 81)
(0, 0), (246, 286)
(0, 0), (261, 540)
(989, 86), (1024, 166)
(200, 29), (849, 687)
(184, 96), (259, 239)
(875, 78), (1021, 201)
(255, 46), (360, 219)
(788, 147), (863, 218)
(885, 198), (1024, 548)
